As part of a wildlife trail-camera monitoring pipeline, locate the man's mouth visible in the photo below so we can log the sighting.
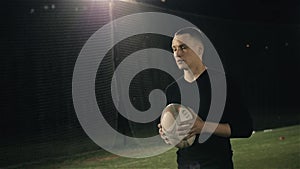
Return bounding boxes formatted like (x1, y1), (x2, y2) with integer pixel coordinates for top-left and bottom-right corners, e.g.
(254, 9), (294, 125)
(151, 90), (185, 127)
(177, 60), (185, 64)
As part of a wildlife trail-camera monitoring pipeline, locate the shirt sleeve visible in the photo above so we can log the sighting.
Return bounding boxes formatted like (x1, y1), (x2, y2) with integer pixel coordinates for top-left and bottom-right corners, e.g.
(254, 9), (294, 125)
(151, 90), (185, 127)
(223, 76), (253, 138)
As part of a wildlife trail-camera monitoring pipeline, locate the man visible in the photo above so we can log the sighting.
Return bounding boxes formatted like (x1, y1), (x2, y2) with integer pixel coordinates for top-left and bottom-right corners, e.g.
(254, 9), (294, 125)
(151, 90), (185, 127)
(158, 27), (253, 169)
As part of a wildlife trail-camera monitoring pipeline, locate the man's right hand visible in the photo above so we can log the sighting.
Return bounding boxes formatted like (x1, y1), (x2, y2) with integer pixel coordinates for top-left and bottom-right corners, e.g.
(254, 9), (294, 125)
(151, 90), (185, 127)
(157, 123), (171, 145)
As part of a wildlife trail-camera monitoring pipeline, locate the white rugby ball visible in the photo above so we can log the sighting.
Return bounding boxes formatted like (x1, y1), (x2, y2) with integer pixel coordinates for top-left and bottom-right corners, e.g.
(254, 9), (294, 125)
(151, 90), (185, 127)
(160, 103), (197, 148)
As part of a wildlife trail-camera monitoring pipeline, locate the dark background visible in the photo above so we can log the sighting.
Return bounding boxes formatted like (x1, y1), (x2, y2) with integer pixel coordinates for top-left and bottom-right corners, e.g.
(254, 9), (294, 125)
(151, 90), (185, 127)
(1, 0), (299, 167)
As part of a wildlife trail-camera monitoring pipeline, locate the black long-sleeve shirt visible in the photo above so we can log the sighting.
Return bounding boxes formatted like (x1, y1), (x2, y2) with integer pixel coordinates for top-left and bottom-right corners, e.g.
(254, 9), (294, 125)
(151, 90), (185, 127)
(165, 69), (253, 168)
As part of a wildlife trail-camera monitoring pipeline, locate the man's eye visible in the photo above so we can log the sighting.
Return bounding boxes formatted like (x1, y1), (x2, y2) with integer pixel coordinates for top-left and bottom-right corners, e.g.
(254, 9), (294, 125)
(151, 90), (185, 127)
(180, 45), (187, 50)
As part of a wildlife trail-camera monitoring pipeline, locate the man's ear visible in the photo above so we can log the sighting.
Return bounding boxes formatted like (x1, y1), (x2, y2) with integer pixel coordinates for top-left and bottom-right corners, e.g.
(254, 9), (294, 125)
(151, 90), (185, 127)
(197, 46), (204, 59)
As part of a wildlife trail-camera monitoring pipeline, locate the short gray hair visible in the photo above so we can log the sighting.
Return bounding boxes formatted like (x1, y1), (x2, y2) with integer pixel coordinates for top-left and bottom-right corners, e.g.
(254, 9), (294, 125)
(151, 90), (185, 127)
(174, 27), (204, 47)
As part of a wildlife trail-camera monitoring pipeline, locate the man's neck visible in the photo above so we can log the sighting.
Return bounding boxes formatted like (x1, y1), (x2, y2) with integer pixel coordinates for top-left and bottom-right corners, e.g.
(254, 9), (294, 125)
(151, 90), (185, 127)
(183, 65), (207, 83)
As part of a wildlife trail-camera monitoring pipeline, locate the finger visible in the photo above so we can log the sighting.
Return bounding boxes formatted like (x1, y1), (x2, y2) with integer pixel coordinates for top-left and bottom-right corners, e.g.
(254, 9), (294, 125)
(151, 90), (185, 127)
(160, 132), (167, 139)
(160, 134), (167, 140)
(165, 139), (171, 145)
(157, 123), (162, 128)
(161, 135), (171, 145)
(159, 129), (165, 136)
(183, 130), (196, 139)
(187, 132), (196, 139)
(187, 130), (197, 138)
(159, 129), (169, 138)
(164, 136), (172, 145)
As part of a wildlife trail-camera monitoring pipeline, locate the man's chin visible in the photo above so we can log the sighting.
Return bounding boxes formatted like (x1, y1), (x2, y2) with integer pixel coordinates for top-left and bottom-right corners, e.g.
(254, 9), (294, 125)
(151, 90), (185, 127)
(177, 64), (187, 70)
(177, 66), (188, 70)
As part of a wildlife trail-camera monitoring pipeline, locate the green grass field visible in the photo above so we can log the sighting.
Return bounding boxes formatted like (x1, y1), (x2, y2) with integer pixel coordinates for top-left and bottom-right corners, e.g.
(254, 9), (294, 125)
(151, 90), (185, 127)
(14, 125), (300, 169)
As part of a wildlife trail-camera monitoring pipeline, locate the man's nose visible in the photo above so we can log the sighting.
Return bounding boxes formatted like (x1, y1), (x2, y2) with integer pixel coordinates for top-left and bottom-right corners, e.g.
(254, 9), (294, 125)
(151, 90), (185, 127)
(174, 49), (182, 58)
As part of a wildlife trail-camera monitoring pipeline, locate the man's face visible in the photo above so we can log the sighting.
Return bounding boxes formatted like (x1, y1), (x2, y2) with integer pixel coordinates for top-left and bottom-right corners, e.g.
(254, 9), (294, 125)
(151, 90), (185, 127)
(171, 34), (203, 71)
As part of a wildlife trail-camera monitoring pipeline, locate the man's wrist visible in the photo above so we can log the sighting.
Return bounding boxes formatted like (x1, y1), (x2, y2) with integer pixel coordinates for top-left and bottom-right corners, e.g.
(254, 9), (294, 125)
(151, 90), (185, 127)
(200, 122), (217, 134)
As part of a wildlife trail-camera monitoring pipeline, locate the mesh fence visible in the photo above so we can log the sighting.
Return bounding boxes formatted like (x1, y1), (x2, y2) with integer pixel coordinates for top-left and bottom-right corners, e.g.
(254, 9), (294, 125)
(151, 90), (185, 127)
(1, 0), (299, 167)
